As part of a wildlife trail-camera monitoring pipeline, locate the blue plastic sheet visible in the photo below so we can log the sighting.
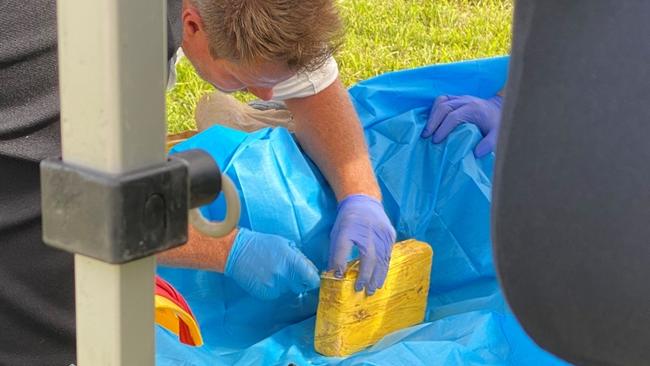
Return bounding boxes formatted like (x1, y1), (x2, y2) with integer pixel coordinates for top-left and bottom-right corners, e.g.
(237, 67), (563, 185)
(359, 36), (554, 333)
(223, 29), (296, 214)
(157, 57), (570, 365)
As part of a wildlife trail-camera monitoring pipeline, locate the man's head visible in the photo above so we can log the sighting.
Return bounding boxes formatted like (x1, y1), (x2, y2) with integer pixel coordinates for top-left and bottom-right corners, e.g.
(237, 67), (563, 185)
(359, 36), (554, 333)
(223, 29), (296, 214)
(181, 0), (343, 100)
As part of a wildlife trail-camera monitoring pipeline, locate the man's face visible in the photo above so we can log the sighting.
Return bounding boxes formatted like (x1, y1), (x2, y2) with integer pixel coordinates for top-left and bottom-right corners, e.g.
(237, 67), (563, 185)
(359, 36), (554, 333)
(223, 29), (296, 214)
(182, 28), (294, 101)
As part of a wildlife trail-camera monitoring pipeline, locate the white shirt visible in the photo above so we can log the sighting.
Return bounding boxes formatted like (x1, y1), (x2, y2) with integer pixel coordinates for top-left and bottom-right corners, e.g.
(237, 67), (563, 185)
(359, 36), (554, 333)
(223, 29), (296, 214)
(271, 56), (339, 100)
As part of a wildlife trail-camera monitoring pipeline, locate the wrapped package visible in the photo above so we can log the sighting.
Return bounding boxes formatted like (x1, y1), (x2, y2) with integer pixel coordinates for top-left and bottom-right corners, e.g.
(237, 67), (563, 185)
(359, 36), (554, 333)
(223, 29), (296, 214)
(315, 240), (433, 356)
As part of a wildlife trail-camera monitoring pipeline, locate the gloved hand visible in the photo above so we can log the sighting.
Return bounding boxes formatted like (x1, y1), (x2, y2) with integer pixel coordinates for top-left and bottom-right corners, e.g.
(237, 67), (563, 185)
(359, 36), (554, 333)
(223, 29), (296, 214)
(421, 94), (503, 158)
(329, 194), (396, 295)
(225, 228), (321, 300)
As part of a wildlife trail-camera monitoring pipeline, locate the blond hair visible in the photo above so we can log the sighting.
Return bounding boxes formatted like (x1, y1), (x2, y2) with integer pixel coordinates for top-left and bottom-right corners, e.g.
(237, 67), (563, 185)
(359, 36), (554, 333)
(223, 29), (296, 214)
(192, 0), (344, 72)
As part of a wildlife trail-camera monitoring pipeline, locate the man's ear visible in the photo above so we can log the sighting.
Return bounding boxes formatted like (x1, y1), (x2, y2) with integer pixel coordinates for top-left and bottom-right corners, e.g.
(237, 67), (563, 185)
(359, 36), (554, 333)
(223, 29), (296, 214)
(182, 5), (203, 39)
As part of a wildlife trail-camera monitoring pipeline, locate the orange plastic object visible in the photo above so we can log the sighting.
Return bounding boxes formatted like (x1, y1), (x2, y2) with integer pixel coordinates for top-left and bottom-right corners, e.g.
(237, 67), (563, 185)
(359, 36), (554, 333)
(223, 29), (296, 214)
(155, 275), (203, 346)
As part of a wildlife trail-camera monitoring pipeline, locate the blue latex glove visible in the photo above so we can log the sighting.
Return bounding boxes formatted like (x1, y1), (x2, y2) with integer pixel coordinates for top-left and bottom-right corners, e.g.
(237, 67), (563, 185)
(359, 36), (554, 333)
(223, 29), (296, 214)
(421, 94), (503, 157)
(329, 194), (396, 295)
(225, 228), (321, 300)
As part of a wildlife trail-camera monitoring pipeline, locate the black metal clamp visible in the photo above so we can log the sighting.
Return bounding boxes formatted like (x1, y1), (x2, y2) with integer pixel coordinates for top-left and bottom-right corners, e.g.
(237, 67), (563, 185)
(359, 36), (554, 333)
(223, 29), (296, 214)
(40, 149), (226, 264)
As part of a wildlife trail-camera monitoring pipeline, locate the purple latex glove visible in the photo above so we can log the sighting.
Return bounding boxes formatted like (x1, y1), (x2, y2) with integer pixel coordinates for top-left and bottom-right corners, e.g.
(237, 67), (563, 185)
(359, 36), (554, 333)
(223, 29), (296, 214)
(328, 194), (396, 295)
(421, 95), (503, 157)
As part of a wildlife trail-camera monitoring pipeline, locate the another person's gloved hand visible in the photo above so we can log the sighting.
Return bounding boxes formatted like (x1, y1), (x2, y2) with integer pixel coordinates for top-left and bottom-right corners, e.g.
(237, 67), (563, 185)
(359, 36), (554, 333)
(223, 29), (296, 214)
(329, 194), (396, 296)
(225, 228), (321, 300)
(421, 95), (503, 157)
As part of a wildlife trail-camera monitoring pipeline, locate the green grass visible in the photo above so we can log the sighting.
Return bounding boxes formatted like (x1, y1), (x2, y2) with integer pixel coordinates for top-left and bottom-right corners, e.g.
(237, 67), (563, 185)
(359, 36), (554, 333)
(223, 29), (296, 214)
(166, 0), (512, 133)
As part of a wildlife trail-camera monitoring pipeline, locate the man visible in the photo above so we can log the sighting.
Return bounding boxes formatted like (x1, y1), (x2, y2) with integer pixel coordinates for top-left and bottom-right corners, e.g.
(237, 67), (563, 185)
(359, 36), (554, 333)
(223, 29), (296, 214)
(0, 0), (395, 364)
(157, 0), (396, 300)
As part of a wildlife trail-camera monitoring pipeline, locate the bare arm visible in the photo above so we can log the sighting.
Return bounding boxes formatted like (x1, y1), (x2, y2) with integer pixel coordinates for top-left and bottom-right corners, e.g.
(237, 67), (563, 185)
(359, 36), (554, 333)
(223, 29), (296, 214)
(285, 77), (381, 201)
(157, 226), (236, 272)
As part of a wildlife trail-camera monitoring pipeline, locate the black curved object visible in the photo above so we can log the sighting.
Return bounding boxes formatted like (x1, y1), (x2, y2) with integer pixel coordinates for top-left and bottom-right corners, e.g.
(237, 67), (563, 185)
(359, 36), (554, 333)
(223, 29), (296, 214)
(493, 1), (650, 365)
(171, 149), (222, 208)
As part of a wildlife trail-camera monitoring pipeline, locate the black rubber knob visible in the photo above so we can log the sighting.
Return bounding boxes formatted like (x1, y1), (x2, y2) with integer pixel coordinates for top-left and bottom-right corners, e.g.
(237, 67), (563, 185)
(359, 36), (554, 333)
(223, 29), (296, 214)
(170, 149), (222, 208)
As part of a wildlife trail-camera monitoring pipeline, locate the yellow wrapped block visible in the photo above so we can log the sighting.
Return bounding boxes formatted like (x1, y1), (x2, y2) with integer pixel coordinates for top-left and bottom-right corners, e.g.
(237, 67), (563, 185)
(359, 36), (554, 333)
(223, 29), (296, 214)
(314, 239), (433, 356)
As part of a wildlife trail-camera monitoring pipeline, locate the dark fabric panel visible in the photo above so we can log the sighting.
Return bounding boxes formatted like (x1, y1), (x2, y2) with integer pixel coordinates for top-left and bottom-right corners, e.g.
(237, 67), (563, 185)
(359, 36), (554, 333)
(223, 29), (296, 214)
(168, 0), (183, 62)
(493, 1), (650, 365)
(0, 156), (75, 365)
(0, 1), (60, 161)
(0, 0), (183, 162)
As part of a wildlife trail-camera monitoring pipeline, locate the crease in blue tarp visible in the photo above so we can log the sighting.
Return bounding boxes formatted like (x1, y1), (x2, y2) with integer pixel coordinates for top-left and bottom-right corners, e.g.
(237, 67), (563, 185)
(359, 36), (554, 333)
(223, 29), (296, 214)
(157, 56), (570, 366)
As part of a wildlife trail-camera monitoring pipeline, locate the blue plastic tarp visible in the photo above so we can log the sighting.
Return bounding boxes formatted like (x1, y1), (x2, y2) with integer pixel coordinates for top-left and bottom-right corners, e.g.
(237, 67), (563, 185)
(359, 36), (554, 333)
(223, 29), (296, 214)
(157, 57), (570, 366)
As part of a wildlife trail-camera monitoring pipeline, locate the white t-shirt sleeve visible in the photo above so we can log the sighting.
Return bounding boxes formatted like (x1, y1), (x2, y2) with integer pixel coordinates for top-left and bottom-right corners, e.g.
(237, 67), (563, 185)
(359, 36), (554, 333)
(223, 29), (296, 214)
(271, 56), (339, 101)
(166, 48), (184, 91)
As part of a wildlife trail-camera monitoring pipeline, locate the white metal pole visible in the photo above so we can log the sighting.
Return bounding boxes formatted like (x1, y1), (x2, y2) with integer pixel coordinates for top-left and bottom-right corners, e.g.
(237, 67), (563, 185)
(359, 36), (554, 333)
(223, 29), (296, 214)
(56, 0), (166, 364)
